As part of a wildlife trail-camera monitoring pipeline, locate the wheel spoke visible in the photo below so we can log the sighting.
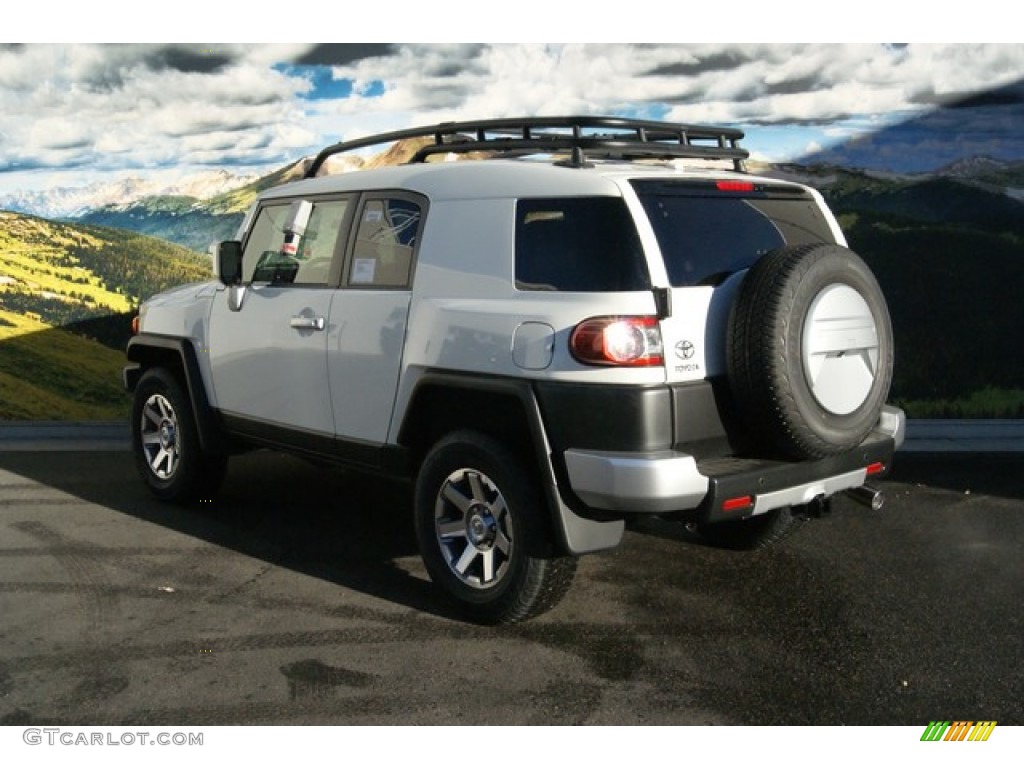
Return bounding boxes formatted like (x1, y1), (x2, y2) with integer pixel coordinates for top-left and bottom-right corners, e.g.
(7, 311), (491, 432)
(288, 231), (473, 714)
(481, 549), (495, 584)
(441, 482), (473, 514)
(143, 403), (162, 427)
(454, 544), (479, 575)
(152, 447), (170, 473)
(437, 519), (466, 540)
(494, 529), (512, 556)
(466, 471), (487, 503)
(157, 398), (172, 421)
(490, 495), (508, 518)
(141, 432), (161, 446)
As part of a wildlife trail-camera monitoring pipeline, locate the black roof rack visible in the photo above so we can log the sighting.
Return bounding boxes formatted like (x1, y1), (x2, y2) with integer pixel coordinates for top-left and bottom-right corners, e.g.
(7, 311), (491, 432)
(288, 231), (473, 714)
(303, 116), (749, 178)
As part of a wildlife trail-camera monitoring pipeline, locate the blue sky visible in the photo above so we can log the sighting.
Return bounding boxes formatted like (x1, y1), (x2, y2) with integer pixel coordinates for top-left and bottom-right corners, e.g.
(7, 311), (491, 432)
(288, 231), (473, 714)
(1, 42), (1023, 194)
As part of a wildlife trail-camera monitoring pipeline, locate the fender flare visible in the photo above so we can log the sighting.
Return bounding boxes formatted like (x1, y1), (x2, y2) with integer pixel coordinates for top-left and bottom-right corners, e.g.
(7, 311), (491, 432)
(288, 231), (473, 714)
(399, 372), (624, 556)
(124, 333), (226, 454)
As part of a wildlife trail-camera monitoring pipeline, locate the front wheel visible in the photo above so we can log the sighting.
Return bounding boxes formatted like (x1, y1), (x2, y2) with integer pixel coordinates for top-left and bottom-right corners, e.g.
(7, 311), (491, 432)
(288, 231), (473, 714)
(414, 431), (576, 624)
(131, 367), (226, 503)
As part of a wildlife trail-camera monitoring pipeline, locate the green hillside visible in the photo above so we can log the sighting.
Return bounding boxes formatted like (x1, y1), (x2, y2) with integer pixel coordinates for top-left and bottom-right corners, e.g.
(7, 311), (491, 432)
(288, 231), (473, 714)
(0, 308), (129, 420)
(0, 211), (212, 419)
(818, 173), (1024, 418)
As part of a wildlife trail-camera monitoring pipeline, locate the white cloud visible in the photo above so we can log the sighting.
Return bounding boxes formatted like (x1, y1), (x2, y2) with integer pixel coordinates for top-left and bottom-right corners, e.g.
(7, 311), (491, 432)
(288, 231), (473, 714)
(325, 43), (1024, 130)
(0, 44), (316, 179)
(1, 42), (1024, 191)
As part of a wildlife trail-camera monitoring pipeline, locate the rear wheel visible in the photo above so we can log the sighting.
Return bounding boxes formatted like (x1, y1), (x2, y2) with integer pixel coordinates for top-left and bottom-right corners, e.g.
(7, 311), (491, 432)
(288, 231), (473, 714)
(131, 367), (226, 503)
(414, 431), (576, 624)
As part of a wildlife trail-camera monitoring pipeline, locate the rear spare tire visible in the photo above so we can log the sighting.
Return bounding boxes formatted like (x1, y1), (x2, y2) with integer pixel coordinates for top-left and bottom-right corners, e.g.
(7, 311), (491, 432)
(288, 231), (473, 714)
(727, 243), (893, 459)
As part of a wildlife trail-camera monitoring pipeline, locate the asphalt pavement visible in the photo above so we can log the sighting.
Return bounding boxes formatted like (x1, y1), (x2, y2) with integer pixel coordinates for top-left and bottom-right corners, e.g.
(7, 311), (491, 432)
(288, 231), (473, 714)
(0, 446), (1021, 725)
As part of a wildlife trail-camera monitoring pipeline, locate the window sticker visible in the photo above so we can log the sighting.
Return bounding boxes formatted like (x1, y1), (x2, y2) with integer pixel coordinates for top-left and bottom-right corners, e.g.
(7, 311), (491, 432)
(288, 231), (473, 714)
(351, 258), (377, 284)
(364, 209), (383, 223)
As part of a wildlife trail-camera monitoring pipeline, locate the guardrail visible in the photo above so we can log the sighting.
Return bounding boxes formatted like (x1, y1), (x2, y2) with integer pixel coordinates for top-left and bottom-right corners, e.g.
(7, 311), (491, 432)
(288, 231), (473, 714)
(901, 420), (1024, 453)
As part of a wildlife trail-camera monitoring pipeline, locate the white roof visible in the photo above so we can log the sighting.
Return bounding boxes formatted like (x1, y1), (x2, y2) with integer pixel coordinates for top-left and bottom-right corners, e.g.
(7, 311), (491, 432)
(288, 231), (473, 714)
(260, 158), (791, 203)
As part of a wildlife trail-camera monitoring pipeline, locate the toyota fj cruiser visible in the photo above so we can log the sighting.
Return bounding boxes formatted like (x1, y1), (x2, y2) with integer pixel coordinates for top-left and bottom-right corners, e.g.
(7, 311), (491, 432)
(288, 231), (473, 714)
(124, 116), (905, 624)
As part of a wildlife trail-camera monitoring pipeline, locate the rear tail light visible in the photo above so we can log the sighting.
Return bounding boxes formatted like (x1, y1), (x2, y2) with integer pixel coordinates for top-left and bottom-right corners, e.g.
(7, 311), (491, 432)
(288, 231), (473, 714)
(570, 316), (664, 367)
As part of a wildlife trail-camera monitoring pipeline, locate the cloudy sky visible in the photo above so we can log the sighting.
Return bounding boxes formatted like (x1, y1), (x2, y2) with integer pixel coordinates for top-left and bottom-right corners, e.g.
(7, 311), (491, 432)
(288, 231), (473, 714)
(2, 42), (1023, 193)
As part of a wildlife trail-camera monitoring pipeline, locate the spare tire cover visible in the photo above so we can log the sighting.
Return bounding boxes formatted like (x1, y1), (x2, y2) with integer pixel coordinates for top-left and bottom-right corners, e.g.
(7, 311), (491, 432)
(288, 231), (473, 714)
(727, 243), (894, 459)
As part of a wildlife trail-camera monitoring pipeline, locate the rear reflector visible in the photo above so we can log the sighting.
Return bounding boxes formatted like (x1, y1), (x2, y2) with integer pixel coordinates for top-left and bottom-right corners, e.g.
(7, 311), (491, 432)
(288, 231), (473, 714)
(866, 462), (885, 476)
(723, 495), (754, 512)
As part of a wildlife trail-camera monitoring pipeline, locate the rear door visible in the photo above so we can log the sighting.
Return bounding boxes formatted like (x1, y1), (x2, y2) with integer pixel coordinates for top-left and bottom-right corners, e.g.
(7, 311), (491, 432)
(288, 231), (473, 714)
(326, 193), (425, 444)
(628, 179), (839, 382)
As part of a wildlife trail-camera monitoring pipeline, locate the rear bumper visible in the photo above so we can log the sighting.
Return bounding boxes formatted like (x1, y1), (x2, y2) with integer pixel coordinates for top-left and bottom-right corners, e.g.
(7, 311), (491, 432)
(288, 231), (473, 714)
(564, 406), (904, 522)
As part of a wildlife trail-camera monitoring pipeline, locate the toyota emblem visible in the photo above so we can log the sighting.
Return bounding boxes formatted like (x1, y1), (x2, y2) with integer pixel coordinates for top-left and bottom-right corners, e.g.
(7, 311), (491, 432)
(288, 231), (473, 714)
(675, 340), (695, 360)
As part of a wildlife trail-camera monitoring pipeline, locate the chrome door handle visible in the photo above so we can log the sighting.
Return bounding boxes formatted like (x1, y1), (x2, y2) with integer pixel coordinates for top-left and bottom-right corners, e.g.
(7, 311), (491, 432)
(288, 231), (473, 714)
(289, 316), (325, 331)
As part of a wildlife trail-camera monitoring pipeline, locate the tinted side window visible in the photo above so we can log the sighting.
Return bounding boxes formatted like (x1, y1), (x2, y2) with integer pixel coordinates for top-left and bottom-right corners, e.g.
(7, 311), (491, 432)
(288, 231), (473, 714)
(631, 181), (836, 286)
(242, 198), (350, 286)
(515, 197), (649, 292)
(347, 197), (423, 288)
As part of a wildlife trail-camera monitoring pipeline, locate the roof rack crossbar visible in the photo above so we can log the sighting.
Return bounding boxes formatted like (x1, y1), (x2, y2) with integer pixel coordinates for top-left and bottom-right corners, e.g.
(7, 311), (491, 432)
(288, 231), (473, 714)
(304, 116), (749, 178)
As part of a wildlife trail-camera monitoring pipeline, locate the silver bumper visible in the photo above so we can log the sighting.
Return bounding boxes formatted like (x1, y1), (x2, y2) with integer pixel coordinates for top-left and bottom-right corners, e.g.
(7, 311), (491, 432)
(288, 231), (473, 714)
(564, 405), (906, 517)
(563, 450), (709, 514)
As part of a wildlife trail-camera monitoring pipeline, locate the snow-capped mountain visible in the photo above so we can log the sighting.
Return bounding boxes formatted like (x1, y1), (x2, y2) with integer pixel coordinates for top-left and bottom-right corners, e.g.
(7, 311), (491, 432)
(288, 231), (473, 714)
(934, 155), (1010, 179)
(0, 169), (259, 219)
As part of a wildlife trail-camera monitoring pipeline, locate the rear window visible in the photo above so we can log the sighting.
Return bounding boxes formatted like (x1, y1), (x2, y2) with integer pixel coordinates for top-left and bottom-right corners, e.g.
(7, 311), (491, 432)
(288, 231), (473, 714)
(631, 180), (837, 286)
(515, 197), (649, 292)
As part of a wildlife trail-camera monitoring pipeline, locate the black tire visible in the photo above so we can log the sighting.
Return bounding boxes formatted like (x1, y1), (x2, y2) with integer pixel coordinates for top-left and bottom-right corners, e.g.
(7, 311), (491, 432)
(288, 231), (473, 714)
(691, 508), (805, 551)
(414, 430), (577, 625)
(131, 367), (227, 503)
(728, 243), (894, 459)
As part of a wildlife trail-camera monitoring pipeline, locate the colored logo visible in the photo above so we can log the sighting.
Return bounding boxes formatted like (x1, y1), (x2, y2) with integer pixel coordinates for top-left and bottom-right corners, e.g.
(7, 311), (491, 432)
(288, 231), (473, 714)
(920, 721), (997, 742)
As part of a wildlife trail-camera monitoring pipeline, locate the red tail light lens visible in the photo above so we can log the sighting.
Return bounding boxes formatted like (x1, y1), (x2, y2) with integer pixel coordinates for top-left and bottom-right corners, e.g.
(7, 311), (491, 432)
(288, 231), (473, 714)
(716, 180), (755, 192)
(570, 316), (664, 367)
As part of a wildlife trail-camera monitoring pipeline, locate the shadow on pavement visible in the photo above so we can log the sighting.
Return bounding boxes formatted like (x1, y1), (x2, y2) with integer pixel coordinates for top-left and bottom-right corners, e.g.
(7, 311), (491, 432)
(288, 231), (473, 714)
(0, 449), (452, 620)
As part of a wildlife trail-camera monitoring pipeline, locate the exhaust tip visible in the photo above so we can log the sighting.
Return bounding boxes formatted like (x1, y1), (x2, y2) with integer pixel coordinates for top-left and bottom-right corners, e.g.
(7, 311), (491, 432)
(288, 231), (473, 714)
(847, 485), (885, 511)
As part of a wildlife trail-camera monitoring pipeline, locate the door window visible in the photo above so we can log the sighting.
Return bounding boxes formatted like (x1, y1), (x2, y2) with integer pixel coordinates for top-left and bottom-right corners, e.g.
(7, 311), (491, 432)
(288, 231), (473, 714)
(347, 197), (423, 288)
(242, 198), (350, 286)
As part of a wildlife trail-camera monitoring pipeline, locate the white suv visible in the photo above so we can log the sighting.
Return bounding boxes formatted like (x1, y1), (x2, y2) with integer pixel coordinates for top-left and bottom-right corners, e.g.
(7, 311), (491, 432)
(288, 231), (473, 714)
(124, 117), (905, 624)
